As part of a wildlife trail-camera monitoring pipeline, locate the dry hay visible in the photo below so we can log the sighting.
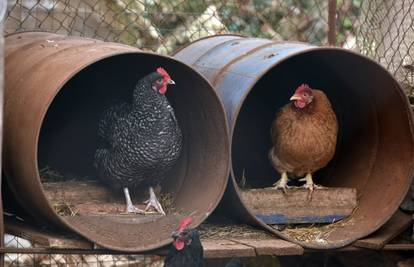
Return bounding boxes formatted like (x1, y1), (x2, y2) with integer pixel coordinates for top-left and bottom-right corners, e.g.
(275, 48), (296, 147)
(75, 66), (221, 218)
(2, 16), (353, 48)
(39, 166), (90, 182)
(52, 202), (78, 216)
(278, 207), (358, 244)
(158, 192), (177, 214)
(199, 222), (274, 240)
(39, 166), (65, 182)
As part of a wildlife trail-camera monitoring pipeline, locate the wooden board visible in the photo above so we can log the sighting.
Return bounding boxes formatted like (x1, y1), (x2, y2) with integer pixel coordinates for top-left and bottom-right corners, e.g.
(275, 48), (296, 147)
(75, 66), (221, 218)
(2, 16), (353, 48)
(228, 238), (303, 256)
(353, 210), (412, 249)
(202, 239), (256, 258)
(240, 187), (357, 224)
(4, 217), (305, 257)
(382, 244), (414, 250)
(4, 217), (93, 249)
(42, 180), (152, 215)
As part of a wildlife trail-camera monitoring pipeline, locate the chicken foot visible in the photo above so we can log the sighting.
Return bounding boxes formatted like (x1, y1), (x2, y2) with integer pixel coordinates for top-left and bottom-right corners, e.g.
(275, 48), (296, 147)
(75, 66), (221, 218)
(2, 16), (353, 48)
(299, 173), (322, 191)
(144, 186), (166, 215)
(124, 187), (145, 214)
(273, 172), (290, 193)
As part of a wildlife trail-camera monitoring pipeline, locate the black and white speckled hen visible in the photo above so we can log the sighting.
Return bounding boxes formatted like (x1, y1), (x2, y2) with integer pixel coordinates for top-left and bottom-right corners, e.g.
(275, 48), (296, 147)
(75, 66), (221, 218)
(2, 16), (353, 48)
(94, 67), (182, 215)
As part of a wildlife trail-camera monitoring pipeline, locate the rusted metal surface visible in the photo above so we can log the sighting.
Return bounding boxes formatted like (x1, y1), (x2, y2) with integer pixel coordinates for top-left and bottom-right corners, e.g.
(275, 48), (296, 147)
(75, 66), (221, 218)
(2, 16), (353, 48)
(353, 210), (412, 250)
(3, 32), (230, 252)
(173, 35), (414, 249)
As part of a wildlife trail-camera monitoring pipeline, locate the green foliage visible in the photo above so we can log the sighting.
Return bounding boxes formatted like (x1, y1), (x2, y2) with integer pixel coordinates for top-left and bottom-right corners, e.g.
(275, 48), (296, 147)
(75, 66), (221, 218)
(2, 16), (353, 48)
(105, 0), (341, 53)
(336, 0), (362, 47)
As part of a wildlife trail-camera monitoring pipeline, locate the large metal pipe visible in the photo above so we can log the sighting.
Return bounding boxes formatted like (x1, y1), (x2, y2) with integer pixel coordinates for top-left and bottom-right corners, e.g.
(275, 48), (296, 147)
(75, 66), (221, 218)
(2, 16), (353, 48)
(174, 35), (414, 249)
(4, 32), (230, 252)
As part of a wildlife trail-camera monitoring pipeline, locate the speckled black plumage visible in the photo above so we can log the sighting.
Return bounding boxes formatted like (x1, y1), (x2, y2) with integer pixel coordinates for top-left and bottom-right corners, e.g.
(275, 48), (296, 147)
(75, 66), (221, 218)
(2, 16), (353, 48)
(94, 72), (182, 190)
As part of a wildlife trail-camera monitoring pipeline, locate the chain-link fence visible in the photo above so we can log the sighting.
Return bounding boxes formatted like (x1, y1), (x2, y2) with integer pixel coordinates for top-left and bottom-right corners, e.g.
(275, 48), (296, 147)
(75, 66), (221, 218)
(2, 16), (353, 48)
(357, 0), (414, 96)
(2, 0), (414, 265)
(5, 0), (332, 53)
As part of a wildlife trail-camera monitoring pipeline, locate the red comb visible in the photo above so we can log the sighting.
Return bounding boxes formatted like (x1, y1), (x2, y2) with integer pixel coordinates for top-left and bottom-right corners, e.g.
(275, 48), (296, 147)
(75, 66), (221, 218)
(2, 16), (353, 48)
(295, 83), (312, 93)
(176, 216), (193, 231)
(156, 67), (170, 79)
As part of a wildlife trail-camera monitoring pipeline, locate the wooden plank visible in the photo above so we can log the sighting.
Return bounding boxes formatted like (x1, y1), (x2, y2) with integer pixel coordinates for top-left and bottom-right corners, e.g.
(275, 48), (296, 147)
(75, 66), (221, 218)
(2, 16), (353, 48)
(201, 239), (256, 259)
(42, 181), (151, 215)
(229, 238), (304, 256)
(4, 218), (93, 249)
(240, 187), (357, 224)
(43, 181), (120, 205)
(354, 210), (412, 249)
(382, 244), (414, 250)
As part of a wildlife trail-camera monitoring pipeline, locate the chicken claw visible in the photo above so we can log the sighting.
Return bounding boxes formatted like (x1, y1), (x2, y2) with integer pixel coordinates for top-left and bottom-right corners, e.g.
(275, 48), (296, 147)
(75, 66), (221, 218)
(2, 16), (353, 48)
(144, 186), (166, 215)
(123, 187), (145, 214)
(273, 172), (290, 193)
(299, 173), (321, 191)
(126, 204), (145, 214)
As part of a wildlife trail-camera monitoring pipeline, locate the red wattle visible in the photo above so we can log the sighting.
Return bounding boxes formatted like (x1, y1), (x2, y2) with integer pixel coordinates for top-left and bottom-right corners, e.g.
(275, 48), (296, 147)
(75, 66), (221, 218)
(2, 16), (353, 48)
(173, 240), (185, 250)
(159, 86), (167, 94)
(294, 100), (306, 109)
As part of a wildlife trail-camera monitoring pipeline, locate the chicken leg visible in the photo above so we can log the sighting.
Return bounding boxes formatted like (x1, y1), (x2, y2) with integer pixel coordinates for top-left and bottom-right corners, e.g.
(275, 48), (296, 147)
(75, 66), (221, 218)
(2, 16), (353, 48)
(144, 186), (166, 215)
(124, 187), (145, 214)
(299, 173), (319, 191)
(273, 172), (290, 193)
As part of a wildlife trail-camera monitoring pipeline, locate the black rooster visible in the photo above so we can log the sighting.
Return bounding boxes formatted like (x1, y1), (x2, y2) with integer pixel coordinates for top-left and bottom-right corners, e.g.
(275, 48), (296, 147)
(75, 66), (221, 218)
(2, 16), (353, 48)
(165, 217), (203, 267)
(165, 217), (245, 267)
(94, 67), (182, 214)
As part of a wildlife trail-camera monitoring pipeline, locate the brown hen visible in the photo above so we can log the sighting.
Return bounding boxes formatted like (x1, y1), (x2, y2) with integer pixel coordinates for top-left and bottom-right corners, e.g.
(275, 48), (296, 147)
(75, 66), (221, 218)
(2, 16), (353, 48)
(269, 84), (338, 191)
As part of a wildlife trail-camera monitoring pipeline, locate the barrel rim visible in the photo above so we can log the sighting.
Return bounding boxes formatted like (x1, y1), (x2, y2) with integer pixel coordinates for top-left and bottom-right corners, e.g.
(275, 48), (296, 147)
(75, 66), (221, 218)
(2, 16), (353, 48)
(171, 34), (245, 56)
(226, 45), (414, 249)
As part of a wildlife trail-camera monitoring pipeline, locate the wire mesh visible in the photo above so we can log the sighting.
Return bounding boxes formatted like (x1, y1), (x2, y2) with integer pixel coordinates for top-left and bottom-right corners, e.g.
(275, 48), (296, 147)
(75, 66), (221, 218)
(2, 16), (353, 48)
(356, 0), (414, 96)
(4, 234), (165, 267)
(5, 0), (331, 53)
(330, 0), (414, 97)
(2, 0), (414, 265)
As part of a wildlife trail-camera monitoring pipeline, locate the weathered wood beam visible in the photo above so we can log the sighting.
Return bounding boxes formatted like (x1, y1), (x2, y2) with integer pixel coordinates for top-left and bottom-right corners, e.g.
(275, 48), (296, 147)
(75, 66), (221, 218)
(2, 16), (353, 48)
(240, 187), (357, 224)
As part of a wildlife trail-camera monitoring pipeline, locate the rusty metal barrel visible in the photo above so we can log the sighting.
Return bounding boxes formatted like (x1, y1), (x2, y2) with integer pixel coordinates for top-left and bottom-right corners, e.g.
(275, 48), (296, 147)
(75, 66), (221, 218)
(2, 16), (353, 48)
(174, 35), (414, 249)
(4, 32), (230, 252)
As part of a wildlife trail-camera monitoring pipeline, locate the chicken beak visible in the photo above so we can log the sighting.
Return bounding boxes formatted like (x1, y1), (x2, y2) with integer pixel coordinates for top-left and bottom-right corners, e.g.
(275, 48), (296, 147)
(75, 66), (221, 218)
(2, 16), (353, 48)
(168, 79), (175, 85)
(289, 95), (301, 101)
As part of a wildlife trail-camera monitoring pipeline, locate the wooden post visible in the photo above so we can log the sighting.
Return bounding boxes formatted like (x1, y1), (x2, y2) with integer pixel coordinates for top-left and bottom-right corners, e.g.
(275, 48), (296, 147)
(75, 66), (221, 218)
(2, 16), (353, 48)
(328, 0), (337, 46)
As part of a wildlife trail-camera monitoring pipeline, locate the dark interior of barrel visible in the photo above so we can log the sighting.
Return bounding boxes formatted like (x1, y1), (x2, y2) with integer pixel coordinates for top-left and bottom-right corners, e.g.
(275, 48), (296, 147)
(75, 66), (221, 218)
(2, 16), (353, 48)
(232, 50), (379, 190)
(231, 49), (413, 246)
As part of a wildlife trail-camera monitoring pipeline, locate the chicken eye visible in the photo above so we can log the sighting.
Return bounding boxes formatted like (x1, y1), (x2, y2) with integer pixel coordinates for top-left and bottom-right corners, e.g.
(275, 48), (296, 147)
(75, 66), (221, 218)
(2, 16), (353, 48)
(303, 93), (308, 97)
(156, 78), (164, 85)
